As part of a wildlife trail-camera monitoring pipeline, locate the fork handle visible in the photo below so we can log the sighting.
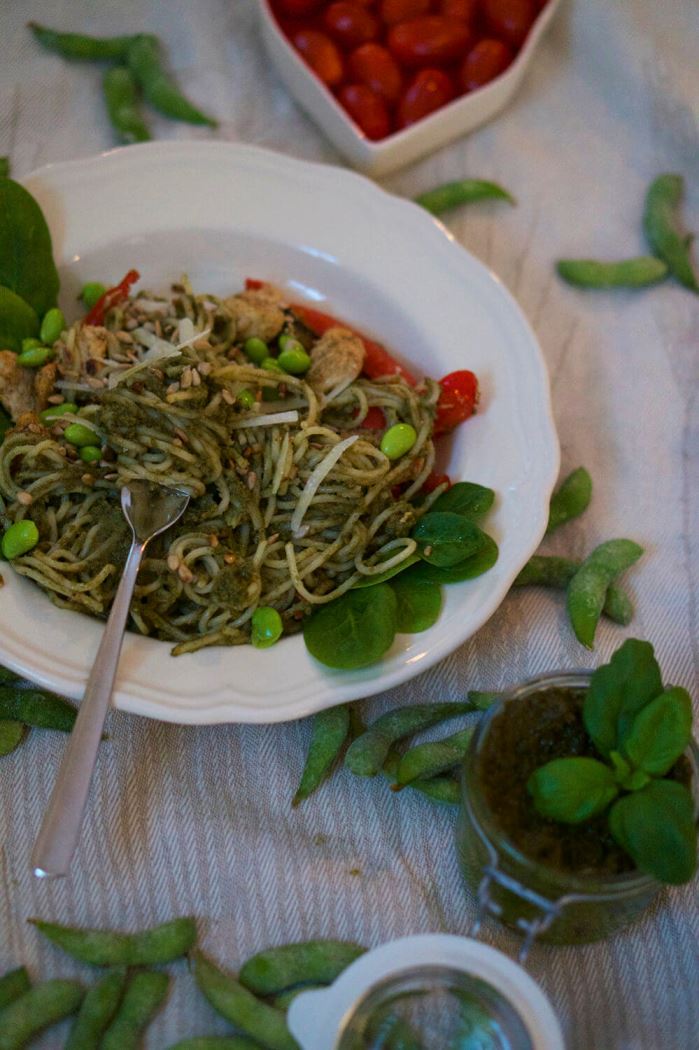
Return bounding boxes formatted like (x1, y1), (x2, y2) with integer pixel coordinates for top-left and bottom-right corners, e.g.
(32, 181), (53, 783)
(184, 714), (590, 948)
(32, 538), (146, 878)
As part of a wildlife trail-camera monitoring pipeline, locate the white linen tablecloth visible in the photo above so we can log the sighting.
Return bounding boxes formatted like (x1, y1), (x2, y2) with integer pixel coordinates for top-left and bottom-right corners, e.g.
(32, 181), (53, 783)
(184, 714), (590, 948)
(1, 1), (698, 1046)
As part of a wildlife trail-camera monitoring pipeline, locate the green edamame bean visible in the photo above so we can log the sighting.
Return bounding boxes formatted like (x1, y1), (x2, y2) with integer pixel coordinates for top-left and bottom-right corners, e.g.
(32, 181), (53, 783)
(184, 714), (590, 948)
(240, 940), (366, 997)
(278, 342), (311, 375)
(643, 173), (698, 293)
(292, 705), (351, 806)
(513, 555), (634, 625)
(0, 686), (78, 732)
(394, 726), (473, 789)
(251, 606), (283, 649)
(546, 467), (592, 533)
(29, 23), (138, 61)
(40, 307), (65, 345)
(244, 337), (269, 365)
(168, 1039), (264, 1050)
(16, 347), (53, 368)
(0, 979), (84, 1050)
(30, 916), (196, 966)
(556, 257), (668, 289)
(127, 35), (217, 127)
(415, 179), (514, 216)
(81, 283), (106, 310)
(79, 445), (102, 464)
(64, 423), (100, 448)
(39, 401), (78, 424)
(193, 953), (298, 1050)
(380, 423), (417, 461)
(345, 701), (474, 777)
(237, 388), (256, 409)
(0, 158), (9, 177)
(101, 970), (168, 1050)
(0, 967), (30, 1011)
(0, 720), (25, 756)
(261, 357), (285, 374)
(20, 337), (42, 353)
(103, 66), (151, 145)
(65, 969), (128, 1050)
(2, 520), (39, 559)
(567, 539), (644, 649)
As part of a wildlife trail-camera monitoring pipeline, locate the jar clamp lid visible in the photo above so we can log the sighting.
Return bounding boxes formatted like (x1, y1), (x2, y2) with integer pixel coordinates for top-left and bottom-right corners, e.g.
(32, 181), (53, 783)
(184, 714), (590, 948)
(287, 933), (564, 1050)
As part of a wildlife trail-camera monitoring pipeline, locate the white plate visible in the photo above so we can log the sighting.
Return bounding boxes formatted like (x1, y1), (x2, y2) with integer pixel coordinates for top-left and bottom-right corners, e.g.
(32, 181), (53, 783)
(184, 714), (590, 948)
(4, 142), (558, 724)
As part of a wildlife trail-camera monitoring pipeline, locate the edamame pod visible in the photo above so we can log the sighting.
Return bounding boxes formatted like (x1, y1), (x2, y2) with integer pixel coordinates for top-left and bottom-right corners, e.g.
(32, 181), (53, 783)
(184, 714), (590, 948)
(643, 173), (698, 292)
(0, 158), (9, 177)
(0, 687), (78, 732)
(556, 257), (668, 289)
(383, 750), (460, 806)
(193, 953), (298, 1050)
(513, 555), (634, 625)
(0, 720), (25, 756)
(345, 702), (474, 777)
(394, 726), (473, 788)
(128, 35), (217, 127)
(101, 970), (168, 1050)
(0, 967), (30, 1011)
(29, 23), (139, 61)
(103, 66), (151, 144)
(416, 179), (514, 216)
(168, 1039), (263, 1050)
(240, 940), (365, 996)
(292, 705), (351, 806)
(65, 969), (128, 1049)
(0, 979), (83, 1050)
(272, 985), (323, 1010)
(546, 467), (592, 533)
(30, 916), (196, 966)
(567, 540), (644, 649)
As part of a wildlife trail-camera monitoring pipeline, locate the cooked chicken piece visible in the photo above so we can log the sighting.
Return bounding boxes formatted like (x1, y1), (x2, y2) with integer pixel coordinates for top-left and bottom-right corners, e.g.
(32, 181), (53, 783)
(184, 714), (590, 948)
(222, 284), (287, 344)
(305, 327), (365, 395)
(0, 351), (56, 420)
(58, 324), (111, 383)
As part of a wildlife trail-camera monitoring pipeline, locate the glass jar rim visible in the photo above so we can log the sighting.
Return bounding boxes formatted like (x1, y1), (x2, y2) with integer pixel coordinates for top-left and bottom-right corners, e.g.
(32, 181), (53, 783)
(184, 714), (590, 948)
(463, 669), (699, 897)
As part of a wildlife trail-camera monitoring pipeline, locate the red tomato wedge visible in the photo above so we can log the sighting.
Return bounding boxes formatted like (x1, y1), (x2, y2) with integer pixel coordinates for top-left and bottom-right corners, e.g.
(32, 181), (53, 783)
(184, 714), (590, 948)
(434, 369), (479, 435)
(360, 406), (387, 429)
(84, 269), (140, 326)
(422, 471), (451, 493)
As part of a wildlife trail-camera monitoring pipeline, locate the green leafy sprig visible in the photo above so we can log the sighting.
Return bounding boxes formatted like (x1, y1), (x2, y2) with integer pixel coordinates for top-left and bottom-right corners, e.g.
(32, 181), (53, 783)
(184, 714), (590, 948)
(528, 639), (696, 884)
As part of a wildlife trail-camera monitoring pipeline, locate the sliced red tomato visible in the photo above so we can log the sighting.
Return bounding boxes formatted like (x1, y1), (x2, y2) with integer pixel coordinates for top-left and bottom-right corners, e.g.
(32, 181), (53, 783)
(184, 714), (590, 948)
(291, 303), (418, 385)
(84, 269), (140, 326)
(422, 471), (451, 493)
(360, 406), (386, 429)
(245, 278), (265, 290)
(434, 369), (479, 435)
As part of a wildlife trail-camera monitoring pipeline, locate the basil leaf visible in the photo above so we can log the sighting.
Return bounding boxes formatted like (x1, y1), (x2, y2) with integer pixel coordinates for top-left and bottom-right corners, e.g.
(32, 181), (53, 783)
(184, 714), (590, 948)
(413, 512), (487, 567)
(622, 686), (692, 776)
(527, 757), (618, 824)
(389, 575), (442, 633)
(609, 780), (697, 884)
(584, 638), (663, 757)
(0, 285), (40, 352)
(408, 534), (499, 584)
(352, 552), (420, 588)
(303, 584), (397, 670)
(430, 481), (494, 519)
(0, 178), (60, 316)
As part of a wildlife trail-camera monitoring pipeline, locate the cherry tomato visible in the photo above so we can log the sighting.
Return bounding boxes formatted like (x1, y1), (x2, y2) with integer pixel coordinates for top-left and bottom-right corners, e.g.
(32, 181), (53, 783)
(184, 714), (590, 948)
(398, 68), (455, 127)
(339, 83), (391, 139)
(422, 471), (451, 493)
(379, 0), (431, 25)
(438, 0), (477, 23)
(348, 43), (403, 104)
(460, 37), (513, 90)
(360, 406), (387, 429)
(275, 0), (324, 15)
(388, 17), (473, 69)
(293, 29), (345, 86)
(324, 3), (380, 48)
(482, 0), (537, 49)
(434, 370), (479, 434)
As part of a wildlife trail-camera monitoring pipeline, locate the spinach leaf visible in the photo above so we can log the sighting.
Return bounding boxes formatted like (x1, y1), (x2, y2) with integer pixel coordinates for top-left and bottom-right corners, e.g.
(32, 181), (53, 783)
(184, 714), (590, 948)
(407, 534), (499, 584)
(584, 638), (663, 757)
(0, 177), (60, 316)
(413, 512), (487, 567)
(352, 552), (420, 588)
(303, 584), (397, 670)
(622, 686), (692, 776)
(429, 481), (494, 519)
(528, 757), (618, 823)
(609, 780), (696, 884)
(389, 574), (442, 633)
(0, 285), (40, 351)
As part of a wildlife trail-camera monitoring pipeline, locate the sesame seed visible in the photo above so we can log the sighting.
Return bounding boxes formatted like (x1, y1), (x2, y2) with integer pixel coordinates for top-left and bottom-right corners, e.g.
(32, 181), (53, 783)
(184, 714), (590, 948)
(47, 394), (65, 405)
(181, 368), (193, 389)
(197, 360), (212, 375)
(223, 552), (236, 565)
(178, 563), (194, 583)
(16, 491), (33, 506)
(167, 553), (180, 571)
(166, 382), (180, 396)
(81, 473), (95, 486)
(191, 369), (201, 386)
(221, 388), (235, 405)
(116, 330), (134, 344)
(247, 472), (257, 490)
(194, 338), (211, 352)
(209, 534), (219, 548)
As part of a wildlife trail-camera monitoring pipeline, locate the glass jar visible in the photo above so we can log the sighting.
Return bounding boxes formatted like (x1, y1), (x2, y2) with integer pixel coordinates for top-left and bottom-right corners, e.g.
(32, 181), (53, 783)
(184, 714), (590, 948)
(457, 672), (699, 950)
